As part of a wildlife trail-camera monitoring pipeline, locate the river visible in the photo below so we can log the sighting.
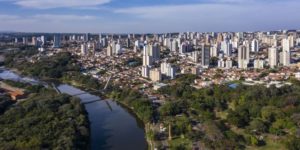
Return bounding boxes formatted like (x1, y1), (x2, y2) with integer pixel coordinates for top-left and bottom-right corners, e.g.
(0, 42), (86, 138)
(0, 68), (147, 150)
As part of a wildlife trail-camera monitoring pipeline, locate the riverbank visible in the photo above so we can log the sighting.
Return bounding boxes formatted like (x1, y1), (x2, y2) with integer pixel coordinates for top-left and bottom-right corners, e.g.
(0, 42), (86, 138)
(2, 50), (149, 149)
(0, 80), (90, 149)
(0, 69), (91, 149)
(60, 79), (152, 149)
(112, 99), (153, 150)
(57, 83), (147, 150)
(105, 88), (156, 149)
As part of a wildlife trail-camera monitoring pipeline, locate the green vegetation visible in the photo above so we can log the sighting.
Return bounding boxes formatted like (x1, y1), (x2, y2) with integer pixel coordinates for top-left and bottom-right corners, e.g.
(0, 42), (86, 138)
(5, 50), (80, 79)
(62, 72), (102, 90)
(157, 78), (300, 149)
(108, 87), (154, 123)
(4, 46), (38, 67)
(3, 80), (44, 93)
(5, 50), (102, 90)
(0, 89), (89, 149)
(169, 138), (192, 150)
(1, 50), (94, 150)
(0, 91), (13, 114)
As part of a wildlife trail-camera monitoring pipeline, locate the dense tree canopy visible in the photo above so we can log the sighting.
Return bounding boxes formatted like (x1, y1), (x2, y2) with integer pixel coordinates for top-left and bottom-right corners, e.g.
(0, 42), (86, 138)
(158, 79), (300, 149)
(5, 51), (80, 79)
(109, 88), (154, 123)
(0, 93), (13, 114)
(0, 91), (89, 149)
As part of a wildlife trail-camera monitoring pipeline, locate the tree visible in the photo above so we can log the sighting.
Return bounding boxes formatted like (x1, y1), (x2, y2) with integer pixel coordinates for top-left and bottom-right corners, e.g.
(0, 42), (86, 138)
(247, 119), (267, 134)
(261, 106), (283, 122)
(159, 101), (181, 117)
(285, 137), (300, 150)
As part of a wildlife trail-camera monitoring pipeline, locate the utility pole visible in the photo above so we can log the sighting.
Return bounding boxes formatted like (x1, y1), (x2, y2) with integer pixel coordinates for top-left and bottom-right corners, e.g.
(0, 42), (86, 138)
(168, 123), (172, 141)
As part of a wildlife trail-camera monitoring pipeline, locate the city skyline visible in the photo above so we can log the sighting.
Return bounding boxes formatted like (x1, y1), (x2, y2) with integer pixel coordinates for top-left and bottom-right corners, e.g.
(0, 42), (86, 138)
(0, 0), (300, 33)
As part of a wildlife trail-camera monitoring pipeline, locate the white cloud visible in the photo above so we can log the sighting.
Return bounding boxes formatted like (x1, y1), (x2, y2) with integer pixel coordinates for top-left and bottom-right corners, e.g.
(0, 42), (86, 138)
(12, 0), (111, 9)
(114, 1), (300, 32)
(0, 0), (300, 33)
(0, 14), (102, 33)
(33, 14), (97, 21)
(0, 14), (20, 20)
(0, 14), (97, 22)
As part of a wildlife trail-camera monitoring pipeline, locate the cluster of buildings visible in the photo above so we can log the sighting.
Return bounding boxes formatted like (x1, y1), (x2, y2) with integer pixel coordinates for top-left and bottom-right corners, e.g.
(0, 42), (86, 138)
(4, 29), (300, 90)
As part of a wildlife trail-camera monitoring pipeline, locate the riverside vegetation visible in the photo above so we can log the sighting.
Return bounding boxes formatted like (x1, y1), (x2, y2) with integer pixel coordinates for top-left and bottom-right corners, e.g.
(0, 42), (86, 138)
(3, 47), (300, 150)
(1, 48), (90, 149)
(0, 86), (90, 149)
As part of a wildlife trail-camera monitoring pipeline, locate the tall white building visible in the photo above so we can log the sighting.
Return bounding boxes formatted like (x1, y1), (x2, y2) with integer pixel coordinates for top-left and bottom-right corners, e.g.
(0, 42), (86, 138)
(232, 37), (239, 49)
(107, 45), (113, 56)
(161, 62), (176, 79)
(141, 66), (150, 78)
(238, 45), (249, 69)
(190, 51), (199, 63)
(143, 55), (153, 66)
(81, 43), (88, 56)
(101, 38), (108, 47)
(254, 59), (264, 69)
(282, 37), (290, 52)
(218, 59), (225, 68)
(281, 38), (291, 66)
(221, 40), (232, 57)
(116, 43), (122, 54)
(268, 47), (278, 68)
(288, 36), (294, 48)
(210, 44), (219, 57)
(111, 41), (117, 54)
(53, 34), (61, 48)
(280, 51), (291, 66)
(22, 37), (28, 45)
(40, 36), (46, 46)
(225, 58), (233, 69)
(144, 43), (160, 62)
(251, 39), (259, 52)
(296, 38), (300, 46)
(171, 40), (178, 52)
(150, 68), (162, 82)
(243, 40), (251, 54)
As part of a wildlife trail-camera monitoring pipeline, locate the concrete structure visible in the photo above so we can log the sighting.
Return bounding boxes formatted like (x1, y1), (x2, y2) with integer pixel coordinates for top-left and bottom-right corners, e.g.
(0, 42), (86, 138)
(225, 58), (233, 69)
(254, 59), (264, 69)
(268, 47), (278, 68)
(281, 37), (291, 66)
(81, 43), (88, 56)
(150, 68), (161, 82)
(202, 45), (211, 67)
(143, 43), (160, 66)
(221, 40), (232, 57)
(238, 45), (249, 69)
(161, 62), (176, 79)
(251, 39), (259, 52)
(53, 34), (61, 48)
(107, 45), (113, 56)
(141, 65), (150, 78)
(218, 59), (225, 68)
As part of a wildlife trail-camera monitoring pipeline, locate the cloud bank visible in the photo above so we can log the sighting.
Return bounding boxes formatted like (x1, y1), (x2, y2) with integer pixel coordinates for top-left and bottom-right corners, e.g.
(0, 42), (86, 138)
(11, 0), (111, 9)
(0, 0), (299, 33)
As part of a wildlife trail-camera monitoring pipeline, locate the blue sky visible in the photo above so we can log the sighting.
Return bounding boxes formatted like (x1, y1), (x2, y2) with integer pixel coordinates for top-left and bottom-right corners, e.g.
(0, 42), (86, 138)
(0, 0), (299, 33)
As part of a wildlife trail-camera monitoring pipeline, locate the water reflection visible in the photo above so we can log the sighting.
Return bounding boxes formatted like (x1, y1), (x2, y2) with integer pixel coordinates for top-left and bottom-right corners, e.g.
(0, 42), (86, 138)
(0, 69), (147, 150)
(57, 84), (147, 150)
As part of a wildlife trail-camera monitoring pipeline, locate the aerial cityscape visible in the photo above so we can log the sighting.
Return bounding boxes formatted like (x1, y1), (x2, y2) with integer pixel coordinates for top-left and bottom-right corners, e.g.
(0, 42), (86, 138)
(0, 0), (300, 150)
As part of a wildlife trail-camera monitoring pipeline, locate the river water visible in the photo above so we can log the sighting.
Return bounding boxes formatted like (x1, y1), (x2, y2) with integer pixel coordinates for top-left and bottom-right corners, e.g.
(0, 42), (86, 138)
(0, 68), (147, 150)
